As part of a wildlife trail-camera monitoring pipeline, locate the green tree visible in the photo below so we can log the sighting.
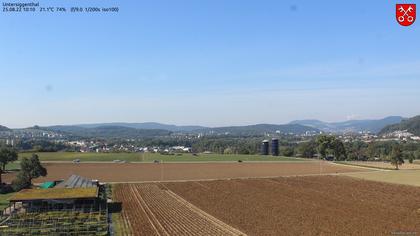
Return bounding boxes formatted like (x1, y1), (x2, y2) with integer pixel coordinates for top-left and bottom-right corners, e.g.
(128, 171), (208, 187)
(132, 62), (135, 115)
(346, 141), (368, 161)
(408, 153), (415, 164)
(12, 154), (47, 191)
(297, 141), (317, 158)
(223, 147), (233, 155)
(415, 150), (420, 160)
(390, 145), (404, 170)
(331, 139), (347, 161)
(366, 142), (377, 160)
(281, 146), (294, 157)
(316, 135), (334, 159)
(316, 135), (348, 161)
(0, 146), (18, 185)
(12, 172), (31, 191)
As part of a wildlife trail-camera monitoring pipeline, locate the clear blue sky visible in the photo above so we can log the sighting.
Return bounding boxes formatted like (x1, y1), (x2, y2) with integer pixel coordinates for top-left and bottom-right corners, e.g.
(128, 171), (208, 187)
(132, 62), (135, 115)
(1, 0), (419, 128)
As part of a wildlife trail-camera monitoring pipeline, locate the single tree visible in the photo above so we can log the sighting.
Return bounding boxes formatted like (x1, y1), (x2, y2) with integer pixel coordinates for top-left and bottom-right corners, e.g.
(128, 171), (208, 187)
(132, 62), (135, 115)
(316, 135), (333, 159)
(12, 154), (47, 190)
(0, 146), (18, 185)
(390, 145), (404, 170)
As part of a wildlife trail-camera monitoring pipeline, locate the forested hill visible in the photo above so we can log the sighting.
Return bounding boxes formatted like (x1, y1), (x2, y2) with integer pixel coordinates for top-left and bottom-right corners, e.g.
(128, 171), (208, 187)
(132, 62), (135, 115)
(290, 116), (403, 134)
(194, 124), (320, 136)
(0, 125), (11, 132)
(44, 125), (171, 139)
(41, 123), (320, 137)
(77, 122), (206, 132)
(380, 116), (420, 136)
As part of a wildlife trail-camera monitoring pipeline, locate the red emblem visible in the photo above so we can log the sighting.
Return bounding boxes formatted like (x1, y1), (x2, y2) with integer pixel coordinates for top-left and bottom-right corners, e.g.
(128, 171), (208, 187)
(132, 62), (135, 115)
(396, 4), (416, 26)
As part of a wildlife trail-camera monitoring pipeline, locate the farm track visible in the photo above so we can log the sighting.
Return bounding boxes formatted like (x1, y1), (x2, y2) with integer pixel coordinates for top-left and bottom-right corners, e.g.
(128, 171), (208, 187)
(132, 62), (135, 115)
(114, 184), (245, 236)
(3, 162), (369, 184)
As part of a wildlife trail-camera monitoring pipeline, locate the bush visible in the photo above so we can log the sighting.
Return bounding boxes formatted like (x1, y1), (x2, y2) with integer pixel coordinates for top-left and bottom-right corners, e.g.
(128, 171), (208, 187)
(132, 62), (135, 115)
(415, 151), (420, 160)
(408, 153), (415, 164)
(281, 147), (294, 157)
(223, 148), (233, 155)
(0, 184), (14, 194)
(11, 173), (30, 192)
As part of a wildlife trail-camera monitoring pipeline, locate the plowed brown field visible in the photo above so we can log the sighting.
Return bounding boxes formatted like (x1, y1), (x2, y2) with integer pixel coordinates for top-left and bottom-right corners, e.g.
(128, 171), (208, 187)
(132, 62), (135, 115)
(2, 162), (367, 183)
(164, 176), (420, 235)
(114, 176), (420, 236)
(113, 183), (245, 236)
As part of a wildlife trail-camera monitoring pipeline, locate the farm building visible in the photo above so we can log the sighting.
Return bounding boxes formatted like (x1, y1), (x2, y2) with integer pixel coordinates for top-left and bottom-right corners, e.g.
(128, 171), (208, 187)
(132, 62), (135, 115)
(0, 175), (109, 235)
(8, 175), (100, 212)
(9, 187), (100, 212)
(55, 174), (99, 188)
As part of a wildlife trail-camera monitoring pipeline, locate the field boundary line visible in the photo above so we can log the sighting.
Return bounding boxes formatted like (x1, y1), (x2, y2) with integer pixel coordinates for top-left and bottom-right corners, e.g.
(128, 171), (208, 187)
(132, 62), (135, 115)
(106, 171), (380, 184)
(164, 188), (247, 236)
(39, 160), (312, 164)
(330, 162), (393, 171)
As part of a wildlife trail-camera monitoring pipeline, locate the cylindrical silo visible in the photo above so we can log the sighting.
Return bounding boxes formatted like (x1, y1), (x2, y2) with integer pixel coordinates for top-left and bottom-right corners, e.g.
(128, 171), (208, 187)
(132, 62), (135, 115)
(261, 140), (269, 155)
(271, 138), (279, 156)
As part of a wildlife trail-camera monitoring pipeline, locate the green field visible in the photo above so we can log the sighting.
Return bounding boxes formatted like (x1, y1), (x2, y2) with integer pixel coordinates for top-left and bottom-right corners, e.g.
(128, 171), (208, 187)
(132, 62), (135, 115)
(334, 161), (392, 170)
(5, 162), (20, 171)
(18, 152), (306, 163)
(343, 170), (420, 187)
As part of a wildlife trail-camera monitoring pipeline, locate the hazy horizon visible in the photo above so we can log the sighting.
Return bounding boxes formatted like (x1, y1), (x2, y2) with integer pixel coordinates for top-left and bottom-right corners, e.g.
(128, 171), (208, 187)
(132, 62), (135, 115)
(0, 114), (410, 129)
(1, 0), (419, 128)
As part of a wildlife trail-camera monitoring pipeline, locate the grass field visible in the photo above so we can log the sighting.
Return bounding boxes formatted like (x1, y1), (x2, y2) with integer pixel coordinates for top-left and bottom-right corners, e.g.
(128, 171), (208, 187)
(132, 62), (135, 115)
(5, 162), (20, 171)
(112, 213), (131, 236)
(335, 161), (420, 170)
(18, 152), (305, 163)
(343, 169), (420, 187)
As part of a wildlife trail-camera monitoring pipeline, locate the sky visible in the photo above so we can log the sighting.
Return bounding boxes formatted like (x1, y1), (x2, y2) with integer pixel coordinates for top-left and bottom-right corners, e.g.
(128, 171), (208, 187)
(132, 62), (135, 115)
(1, 0), (419, 128)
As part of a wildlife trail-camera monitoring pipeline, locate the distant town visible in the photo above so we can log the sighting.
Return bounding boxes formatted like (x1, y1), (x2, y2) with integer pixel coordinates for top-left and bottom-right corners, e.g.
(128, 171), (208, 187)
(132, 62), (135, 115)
(1, 116), (419, 155)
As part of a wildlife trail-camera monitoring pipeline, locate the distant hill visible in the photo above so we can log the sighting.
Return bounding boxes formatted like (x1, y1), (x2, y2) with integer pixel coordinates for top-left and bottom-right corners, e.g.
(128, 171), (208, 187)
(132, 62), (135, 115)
(380, 116), (420, 136)
(43, 125), (171, 139)
(194, 124), (320, 136)
(76, 122), (207, 132)
(288, 120), (334, 131)
(44, 123), (318, 137)
(290, 116), (403, 134)
(0, 125), (11, 132)
(5, 117), (404, 138)
(44, 125), (87, 133)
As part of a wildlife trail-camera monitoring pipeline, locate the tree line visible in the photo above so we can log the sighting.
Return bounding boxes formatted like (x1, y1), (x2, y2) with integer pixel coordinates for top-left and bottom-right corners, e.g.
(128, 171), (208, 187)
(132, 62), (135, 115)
(0, 145), (47, 194)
